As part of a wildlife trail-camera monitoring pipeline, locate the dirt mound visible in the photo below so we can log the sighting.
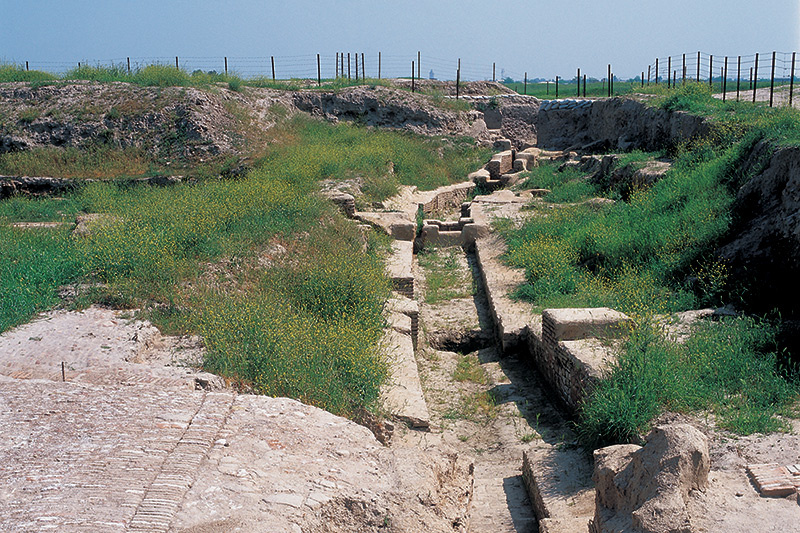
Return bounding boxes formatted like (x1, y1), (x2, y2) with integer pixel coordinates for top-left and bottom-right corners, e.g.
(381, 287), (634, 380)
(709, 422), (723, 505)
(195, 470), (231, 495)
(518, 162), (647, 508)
(387, 79), (516, 96)
(592, 424), (710, 533)
(292, 85), (488, 138)
(536, 96), (709, 152)
(0, 81), (245, 161)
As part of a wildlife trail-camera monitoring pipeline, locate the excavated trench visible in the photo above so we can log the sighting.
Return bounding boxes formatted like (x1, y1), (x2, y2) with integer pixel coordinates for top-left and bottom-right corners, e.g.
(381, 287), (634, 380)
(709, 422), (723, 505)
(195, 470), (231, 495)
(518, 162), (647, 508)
(395, 201), (592, 532)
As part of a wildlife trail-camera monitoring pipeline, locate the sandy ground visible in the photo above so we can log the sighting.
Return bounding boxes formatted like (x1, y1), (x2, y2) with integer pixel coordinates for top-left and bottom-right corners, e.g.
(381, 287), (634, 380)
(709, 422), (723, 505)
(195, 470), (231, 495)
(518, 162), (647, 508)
(714, 85), (800, 108)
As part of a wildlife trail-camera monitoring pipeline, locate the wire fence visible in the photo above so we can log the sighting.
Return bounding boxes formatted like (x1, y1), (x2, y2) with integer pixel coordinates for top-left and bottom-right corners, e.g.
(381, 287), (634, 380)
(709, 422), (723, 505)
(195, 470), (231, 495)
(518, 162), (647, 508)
(14, 53), (505, 82)
(642, 51), (797, 106)
(11, 50), (799, 106)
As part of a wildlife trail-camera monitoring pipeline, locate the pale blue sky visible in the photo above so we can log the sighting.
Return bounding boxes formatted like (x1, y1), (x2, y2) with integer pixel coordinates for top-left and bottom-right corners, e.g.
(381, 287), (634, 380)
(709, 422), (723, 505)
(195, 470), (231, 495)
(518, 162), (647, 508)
(2, 1), (798, 80)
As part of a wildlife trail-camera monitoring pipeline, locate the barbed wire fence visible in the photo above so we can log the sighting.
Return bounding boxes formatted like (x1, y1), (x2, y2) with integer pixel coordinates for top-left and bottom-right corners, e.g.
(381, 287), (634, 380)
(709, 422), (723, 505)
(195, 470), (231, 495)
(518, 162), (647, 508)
(643, 51), (797, 107)
(10, 50), (798, 106)
(14, 53), (501, 82)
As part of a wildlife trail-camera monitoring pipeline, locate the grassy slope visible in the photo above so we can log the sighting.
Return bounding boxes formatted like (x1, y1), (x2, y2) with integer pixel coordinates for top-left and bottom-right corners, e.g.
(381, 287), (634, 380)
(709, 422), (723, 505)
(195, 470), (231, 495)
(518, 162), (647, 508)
(0, 112), (488, 418)
(503, 83), (800, 447)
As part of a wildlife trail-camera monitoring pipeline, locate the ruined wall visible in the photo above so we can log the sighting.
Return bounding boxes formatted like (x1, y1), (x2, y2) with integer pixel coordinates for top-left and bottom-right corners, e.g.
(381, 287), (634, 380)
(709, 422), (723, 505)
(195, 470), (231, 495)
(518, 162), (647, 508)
(527, 309), (627, 415)
(421, 182), (475, 216)
(536, 97), (709, 152)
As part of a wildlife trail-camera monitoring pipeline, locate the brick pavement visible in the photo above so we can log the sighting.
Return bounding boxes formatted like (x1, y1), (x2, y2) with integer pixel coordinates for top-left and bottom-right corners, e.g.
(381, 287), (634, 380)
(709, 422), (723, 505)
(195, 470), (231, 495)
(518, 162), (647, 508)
(0, 378), (221, 532)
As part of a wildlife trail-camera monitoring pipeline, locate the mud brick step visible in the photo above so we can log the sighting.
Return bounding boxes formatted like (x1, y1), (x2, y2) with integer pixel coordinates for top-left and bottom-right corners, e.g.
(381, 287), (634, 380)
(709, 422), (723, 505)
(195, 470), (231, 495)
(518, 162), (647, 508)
(746, 463), (797, 498)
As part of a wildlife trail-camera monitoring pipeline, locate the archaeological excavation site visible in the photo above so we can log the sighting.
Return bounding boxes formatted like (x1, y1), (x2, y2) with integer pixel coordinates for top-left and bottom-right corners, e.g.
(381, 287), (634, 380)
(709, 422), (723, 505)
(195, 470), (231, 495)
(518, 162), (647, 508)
(1, 72), (800, 533)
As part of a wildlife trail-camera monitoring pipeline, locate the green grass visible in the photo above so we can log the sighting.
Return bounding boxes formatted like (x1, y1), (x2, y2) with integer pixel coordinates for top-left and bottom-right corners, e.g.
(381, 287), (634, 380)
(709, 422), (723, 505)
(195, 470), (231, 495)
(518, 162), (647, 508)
(417, 247), (474, 303)
(0, 62), (400, 93)
(0, 226), (83, 332)
(0, 64), (57, 83)
(0, 113), (488, 419)
(453, 354), (488, 384)
(503, 83), (800, 446)
(520, 164), (603, 203)
(0, 146), (159, 179)
(578, 318), (797, 448)
(258, 115), (489, 203)
(503, 78), (791, 99)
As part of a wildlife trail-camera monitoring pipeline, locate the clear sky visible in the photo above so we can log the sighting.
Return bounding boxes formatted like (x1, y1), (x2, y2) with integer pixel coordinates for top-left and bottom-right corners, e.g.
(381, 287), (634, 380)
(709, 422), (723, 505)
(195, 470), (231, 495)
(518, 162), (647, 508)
(2, 0), (798, 81)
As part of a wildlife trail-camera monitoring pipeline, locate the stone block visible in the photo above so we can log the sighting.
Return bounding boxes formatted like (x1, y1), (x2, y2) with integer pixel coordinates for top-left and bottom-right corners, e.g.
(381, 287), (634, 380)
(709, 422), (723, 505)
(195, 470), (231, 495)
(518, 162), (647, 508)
(493, 138), (512, 151)
(461, 223), (489, 248)
(592, 425), (710, 533)
(356, 211), (415, 241)
(321, 191), (356, 218)
(468, 168), (491, 185)
(486, 150), (514, 179)
(542, 307), (630, 345)
(385, 240), (414, 298)
(499, 172), (521, 187)
(381, 329), (430, 429)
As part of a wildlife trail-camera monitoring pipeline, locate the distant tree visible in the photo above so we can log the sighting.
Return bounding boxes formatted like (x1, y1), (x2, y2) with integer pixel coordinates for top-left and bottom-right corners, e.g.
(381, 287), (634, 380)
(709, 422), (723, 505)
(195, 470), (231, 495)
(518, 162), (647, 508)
(502, 76), (514, 84)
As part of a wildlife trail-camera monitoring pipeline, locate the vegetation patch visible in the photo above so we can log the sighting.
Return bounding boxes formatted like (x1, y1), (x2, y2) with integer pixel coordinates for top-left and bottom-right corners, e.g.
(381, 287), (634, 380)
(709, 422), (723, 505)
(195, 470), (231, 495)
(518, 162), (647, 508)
(0, 113), (487, 419)
(503, 83), (800, 446)
(417, 247), (474, 304)
(0, 146), (157, 179)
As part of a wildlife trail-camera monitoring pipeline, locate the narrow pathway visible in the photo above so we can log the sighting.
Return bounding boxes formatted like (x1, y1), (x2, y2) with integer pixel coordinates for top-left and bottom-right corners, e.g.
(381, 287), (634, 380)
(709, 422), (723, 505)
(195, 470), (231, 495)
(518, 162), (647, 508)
(394, 243), (579, 533)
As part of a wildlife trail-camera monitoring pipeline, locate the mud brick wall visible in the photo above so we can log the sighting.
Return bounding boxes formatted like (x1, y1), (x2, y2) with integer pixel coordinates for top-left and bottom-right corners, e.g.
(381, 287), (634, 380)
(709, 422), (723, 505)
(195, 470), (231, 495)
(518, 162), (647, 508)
(422, 182), (476, 216)
(528, 309), (627, 415)
(392, 277), (414, 299)
(485, 151), (514, 179)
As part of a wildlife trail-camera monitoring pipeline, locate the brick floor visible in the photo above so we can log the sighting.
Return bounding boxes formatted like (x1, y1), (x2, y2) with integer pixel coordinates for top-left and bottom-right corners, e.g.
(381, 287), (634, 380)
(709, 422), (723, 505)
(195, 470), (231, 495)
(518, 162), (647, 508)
(0, 378), (227, 532)
(746, 463), (797, 498)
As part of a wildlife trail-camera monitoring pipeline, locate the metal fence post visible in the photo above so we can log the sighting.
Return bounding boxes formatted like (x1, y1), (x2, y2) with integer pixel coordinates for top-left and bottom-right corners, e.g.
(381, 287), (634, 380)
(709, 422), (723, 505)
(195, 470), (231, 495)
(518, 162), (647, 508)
(577, 68), (580, 96)
(655, 58), (659, 84)
(709, 55), (713, 88)
(682, 53), (686, 85)
(769, 51), (776, 107)
(753, 53), (759, 102)
(317, 54), (321, 86)
(723, 57), (728, 101)
(736, 56), (741, 101)
(790, 52), (796, 107)
(696, 51), (701, 82)
(668, 56), (672, 88)
(272, 56), (276, 81)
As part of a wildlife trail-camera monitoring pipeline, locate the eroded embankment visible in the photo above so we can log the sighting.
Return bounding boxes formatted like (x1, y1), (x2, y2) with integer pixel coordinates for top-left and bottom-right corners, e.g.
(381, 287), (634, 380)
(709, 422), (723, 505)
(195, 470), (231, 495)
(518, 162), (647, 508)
(536, 96), (709, 152)
(536, 95), (800, 328)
